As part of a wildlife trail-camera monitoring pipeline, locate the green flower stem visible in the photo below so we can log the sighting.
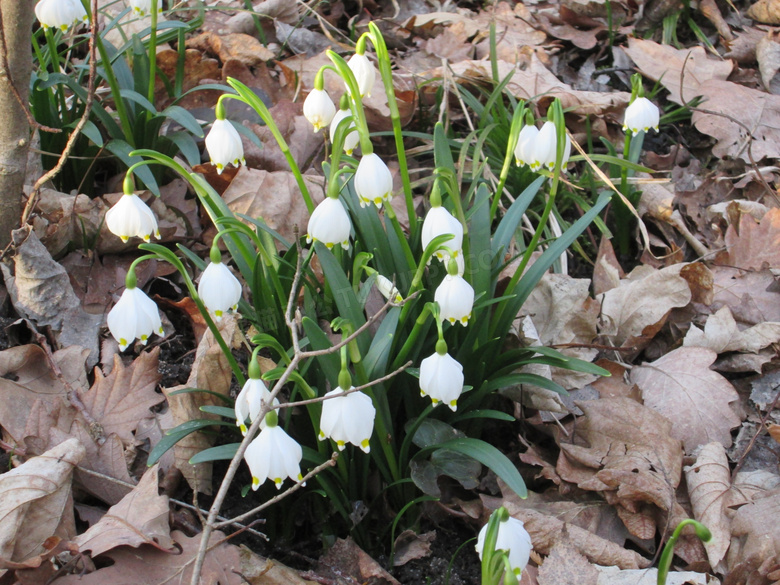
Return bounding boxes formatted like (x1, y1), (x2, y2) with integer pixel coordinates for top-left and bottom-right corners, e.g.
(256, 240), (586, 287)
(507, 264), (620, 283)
(658, 520), (711, 585)
(391, 303), (433, 371)
(615, 129), (634, 256)
(44, 29), (70, 123)
(367, 23), (417, 234)
(490, 105), (525, 221)
(383, 204), (416, 269)
(138, 242), (245, 386)
(144, 0), (159, 124)
(325, 52), (373, 155)
(221, 83), (314, 213)
(94, 29), (135, 145)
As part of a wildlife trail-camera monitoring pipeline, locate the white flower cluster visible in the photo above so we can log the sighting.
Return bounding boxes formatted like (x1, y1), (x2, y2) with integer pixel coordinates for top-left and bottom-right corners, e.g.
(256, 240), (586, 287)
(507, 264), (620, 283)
(35, 0), (88, 31)
(514, 121), (571, 172)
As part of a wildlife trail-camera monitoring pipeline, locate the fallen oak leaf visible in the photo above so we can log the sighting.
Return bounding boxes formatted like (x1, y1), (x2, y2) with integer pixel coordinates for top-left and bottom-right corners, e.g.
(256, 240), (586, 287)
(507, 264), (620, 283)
(683, 305), (780, 354)
(724, 207), (780, 270)
(0, 438), (84, 567)
(630, 347), (741, 452)
(74, 464), (174, 558)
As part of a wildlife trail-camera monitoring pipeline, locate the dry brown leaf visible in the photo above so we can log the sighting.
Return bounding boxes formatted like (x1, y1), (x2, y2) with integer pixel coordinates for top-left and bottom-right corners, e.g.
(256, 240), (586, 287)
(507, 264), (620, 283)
(769, 423), (780, 444)
(74, 465), (173, 558)
(684, 306), (780, 354)
(711, 266), (780, 329)
(594, 565), (712, 585)
(392, 530), (435, 567)
(630, 347), (741, 452)
(53, 530), (242, 585)
(537, 540), (599, 585)
(685, 442), (732, 570)
(623, 39), (733, 105)
(597, 265), (692, 350)
(238, 546), (319, 584)
(691, 79), (780, 162)
(748, 0), (780, 24)
(726, 487), (780, 579)
(76, 350), (164, 446)
(221, 167), (325, 246)
(0, 438), (84, 567)
(557, 398), (683, 537)
(159, 315), (241, 494)
(0, 344), (88, 444)
(593, 237), (624, 296)
(1, 227), (102, 365)
(758, 31), (780, 93)
(317, 538), (401, 585)
(187, 31), (274, 65)
(724, 208), (780, 270)
(498, 502), (651, 569)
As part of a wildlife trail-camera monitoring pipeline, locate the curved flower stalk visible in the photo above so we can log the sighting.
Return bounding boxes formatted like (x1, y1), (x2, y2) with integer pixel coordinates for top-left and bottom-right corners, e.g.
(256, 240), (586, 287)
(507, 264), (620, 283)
(330, 96), (359, 155)
(303, 86), (336, 133)
(434, 259), (474, 326)
(105, 174), (161, 243)
(205, 100), (245, 174)
(354, 153), (393, 208)
(419, 339), (464, 411)
(623, 96), (659, 135)
(244, 411), (303, 490)
(476, 508), (533, 580)
(235, 351), (278, 435)
(198, 243), (243, 321)
(107, 265), (164, 352)
(35, 0), (88, 31)
(307, 196), (352, 249)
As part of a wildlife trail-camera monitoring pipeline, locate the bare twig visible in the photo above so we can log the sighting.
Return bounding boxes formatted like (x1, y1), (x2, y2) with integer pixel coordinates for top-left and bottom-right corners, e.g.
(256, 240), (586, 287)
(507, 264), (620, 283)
(20, 0), (99, 226)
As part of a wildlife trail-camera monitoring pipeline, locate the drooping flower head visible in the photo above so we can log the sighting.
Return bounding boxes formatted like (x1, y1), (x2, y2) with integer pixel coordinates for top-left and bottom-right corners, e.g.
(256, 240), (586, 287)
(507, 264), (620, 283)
(129, 0), (162, 17)
(205, 101), (245, 174)
(513, 123), (539, 168)
(107, 272), (164, 352)
(421, 206), (463, 263)
(475, 512), (533, 578)
(36, 0), (88, 31)
(529, 120), (571, 172)
(319, 387), (376, 453)
(347, 52), (376, 98)
(303, 88), (336, 133)
(330, 99), (359, 155)
(198, 245), (242, 320)
(623, 96), (660, 135)
(434, 259), (474, 326)
(307, 196), (352, 250)
(419, 341), (464, 411)
(235, 355), (278, 435)
(105, 175), (161, 243)
(244, 412), (303, 490)
(354, 153), (393, 208)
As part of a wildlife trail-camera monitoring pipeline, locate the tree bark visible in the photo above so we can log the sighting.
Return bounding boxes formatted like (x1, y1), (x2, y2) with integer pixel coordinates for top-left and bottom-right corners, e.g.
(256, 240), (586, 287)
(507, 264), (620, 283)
(0, 1), (34, 249)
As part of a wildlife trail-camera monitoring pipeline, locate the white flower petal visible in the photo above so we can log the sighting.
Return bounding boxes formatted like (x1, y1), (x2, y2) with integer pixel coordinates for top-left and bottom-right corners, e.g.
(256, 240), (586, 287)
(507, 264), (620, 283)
(419, 352), (464, 411)
(513, 124), (538, 167)
(107, 287), (164, 351)
(434, 274), (475, 326)
(347, 53), (376, 98)
(129, 0), (161, 16)
(105, 193), (160, 243)
(205, 119), (245, 174)
(623, 97), (660, 134)
(329, 109), (359, 155)
(244, 425), (302, 490)
(198, 261), (243, 319)
(303, 88), (336, 133)
(530, 121), (570, 172)
(354, 153), (393, 208)
(307, 197), (352, 250)
(475, 516), (532, 576)
(319, 388), (375, 452)
(36, 0), (87, 31)
(421, 207), (463, 262)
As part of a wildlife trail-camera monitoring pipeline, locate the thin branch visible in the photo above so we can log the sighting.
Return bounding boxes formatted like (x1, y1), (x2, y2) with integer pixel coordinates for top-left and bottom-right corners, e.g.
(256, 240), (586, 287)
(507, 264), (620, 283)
(20, 0), (99, 226)
(215, 454), (338, 528)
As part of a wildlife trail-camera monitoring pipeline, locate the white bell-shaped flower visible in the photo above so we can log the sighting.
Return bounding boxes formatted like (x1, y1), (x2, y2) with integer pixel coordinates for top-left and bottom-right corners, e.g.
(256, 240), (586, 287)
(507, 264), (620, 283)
(128, 0), (162, 16)
(105, 193), (161, 243)
(623, 96), (660, 135)
(205, 118), (245, 174)
(419, 351), (464, 411)
(107, 286), (164, 351)
(234, 377), (278, 435)
(244, 422), (303, 490)
(303, 88), (336, 133)
(307, 197), (352, 250)
(513, 124), (539, 167)
(319, 387), (376, 453)
(197, 261), (242, 320)
(35, 0), (88, 31)
(354, 153), (393, 208)
(434, 274), (474, 326)
(375, 274), (402, 303)
(330, 108), (360, 155)
(421, 206), (463, 262)
(475, 516), (533, 577)
(347, 53), (376, 98)
(530, 121), (571, 172)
